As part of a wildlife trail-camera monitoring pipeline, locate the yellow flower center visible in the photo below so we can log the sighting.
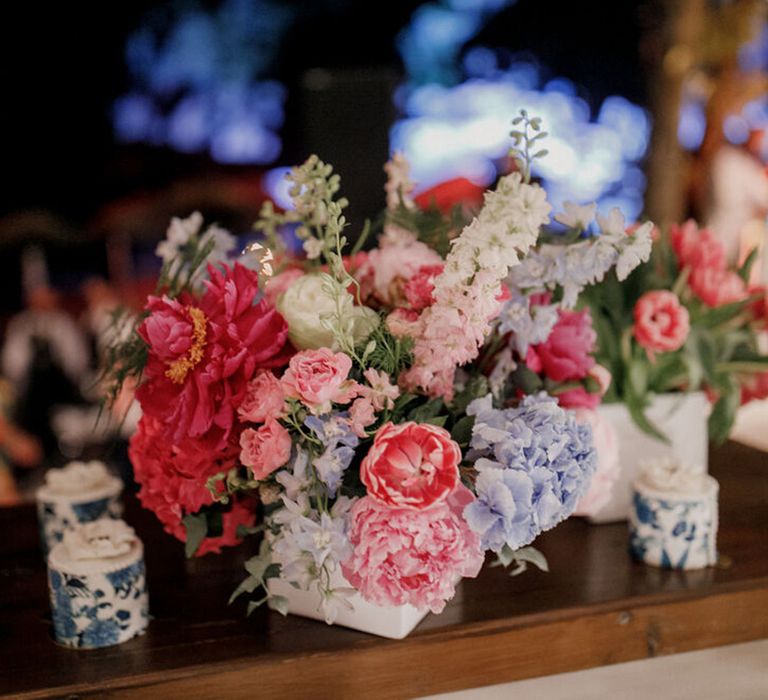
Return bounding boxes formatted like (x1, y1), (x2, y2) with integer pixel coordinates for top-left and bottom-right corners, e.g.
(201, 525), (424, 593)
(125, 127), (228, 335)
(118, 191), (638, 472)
(165, 307), (207, 384)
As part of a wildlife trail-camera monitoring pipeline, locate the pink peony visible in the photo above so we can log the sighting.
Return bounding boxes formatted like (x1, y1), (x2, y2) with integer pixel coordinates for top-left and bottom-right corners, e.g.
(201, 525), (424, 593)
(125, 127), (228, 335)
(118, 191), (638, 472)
(557, 386), (600, 410)
(404, 264), (444, 311)
(238, 370), (285, 423)
(360, 421), (460, 509)
(136, 263), (291, 451)
(128, 415), (256, 556)
(349, 397), (376, 438)
(280, 348), (358, 414)
(341, 485), (484, 613)
(671, 220), (726, 270)
(573, 409), (620, 517)
(689, 267), (748, 308)
(239, 419), (292, 480)
(633, 290), (690, 353)
(526, 309), (596, 382)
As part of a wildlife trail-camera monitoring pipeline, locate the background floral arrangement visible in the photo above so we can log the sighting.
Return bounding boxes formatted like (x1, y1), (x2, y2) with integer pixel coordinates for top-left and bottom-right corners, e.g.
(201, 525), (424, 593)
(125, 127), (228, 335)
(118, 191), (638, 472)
(108, 112), (653, 622)
(582, 219), (768, 443)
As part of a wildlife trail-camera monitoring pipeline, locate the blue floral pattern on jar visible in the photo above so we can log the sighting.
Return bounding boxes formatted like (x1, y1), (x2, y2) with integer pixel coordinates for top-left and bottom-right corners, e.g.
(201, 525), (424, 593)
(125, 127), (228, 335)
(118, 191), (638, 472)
(629, 488), (717, 570)
(37, 496), (123, 554)
(48, 560), (149, 649)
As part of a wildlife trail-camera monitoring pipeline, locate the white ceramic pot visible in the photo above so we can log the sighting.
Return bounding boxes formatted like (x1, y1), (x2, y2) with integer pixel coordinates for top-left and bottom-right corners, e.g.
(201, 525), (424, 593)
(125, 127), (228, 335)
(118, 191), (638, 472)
(588, 392), (709, 523)
(267, 569), (429, 639)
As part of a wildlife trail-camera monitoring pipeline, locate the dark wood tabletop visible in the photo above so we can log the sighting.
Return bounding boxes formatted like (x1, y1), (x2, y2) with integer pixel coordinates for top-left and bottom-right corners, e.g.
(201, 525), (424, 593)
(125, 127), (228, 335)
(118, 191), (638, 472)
(1, 441), (766, 699)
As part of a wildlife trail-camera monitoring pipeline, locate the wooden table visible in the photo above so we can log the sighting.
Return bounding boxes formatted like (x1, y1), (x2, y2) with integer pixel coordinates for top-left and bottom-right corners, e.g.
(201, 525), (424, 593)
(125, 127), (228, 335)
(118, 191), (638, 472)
(1, 442), (766, 699)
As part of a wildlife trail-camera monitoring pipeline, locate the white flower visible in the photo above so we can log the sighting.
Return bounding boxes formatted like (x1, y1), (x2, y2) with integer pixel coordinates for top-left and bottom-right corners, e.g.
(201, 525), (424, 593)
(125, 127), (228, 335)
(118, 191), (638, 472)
(615, 221), (653, 281)
(276, 274), (379, 351)
(302, 237), (324, 260)
(596, 207), (626, 240)
(384, 151), (416, 210)
(155, 211), (204, 263)
(555, 201), (597, 231)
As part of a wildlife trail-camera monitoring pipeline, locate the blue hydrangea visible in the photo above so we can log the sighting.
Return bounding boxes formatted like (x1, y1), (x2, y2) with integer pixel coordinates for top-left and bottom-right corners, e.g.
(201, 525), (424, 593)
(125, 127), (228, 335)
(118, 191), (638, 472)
(464, 393), (596, 552)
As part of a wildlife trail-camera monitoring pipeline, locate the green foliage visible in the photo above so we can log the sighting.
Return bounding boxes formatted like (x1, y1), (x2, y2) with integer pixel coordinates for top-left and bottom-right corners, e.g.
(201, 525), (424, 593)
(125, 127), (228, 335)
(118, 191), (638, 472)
(582, 232), (767, 443)
(492, 544), (549, 576)
(387, 200), (467, 258)
(509, 109), (549, 183)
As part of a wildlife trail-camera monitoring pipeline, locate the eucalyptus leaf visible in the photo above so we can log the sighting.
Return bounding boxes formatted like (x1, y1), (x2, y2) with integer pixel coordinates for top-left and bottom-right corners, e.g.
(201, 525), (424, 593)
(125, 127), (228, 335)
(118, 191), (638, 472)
(183, 513), (208, 559)
(268, 595), (289, 616)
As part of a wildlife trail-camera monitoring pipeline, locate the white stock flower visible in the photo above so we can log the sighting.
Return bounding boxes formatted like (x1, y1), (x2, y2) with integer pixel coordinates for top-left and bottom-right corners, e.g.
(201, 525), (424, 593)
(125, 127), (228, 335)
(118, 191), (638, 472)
(555, 201), (597, 231)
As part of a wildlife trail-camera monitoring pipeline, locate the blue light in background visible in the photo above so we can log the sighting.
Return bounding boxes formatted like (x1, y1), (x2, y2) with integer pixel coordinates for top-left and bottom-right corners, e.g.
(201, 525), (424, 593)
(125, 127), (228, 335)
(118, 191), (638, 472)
(393, 1), (651, 221)
(113, 0), (294, 165)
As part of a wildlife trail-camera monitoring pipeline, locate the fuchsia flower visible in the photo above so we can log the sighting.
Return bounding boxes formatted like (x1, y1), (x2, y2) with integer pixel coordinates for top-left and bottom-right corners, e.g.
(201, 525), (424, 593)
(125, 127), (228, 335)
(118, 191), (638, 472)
(341, 485), (484, 613)
(360, 421), (460, 509)
(239, 419), (292, 480)
(526, 309), (596, 382)
(280, 348), (358, 414)
(136, 263), (291, 451)
(633, 290), (690, 354)
(238, 370), (286, 423)
(404, 264), (443, 311)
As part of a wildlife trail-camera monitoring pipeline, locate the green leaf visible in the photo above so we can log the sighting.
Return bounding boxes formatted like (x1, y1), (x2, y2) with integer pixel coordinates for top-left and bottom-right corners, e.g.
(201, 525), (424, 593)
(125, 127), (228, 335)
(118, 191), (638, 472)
(452, 376), (490, 414)
(509, 546), (549, 576)
(183, 513), (208, 558)
(409, 398), (445, 423)
(709, 376), (741, 445)
(244, 554), (271, 580)
(268, 595), (289, 616)
(626, 393), (669, 443)
(509, 364), (544, 395)
(423, 415), (448, 427)
(627, 359), (647, 397)
(228, 575), (260, 605)
(451, 415), (475, 446)
(236, 524), (266, 538)
(738, 247), (759, 282)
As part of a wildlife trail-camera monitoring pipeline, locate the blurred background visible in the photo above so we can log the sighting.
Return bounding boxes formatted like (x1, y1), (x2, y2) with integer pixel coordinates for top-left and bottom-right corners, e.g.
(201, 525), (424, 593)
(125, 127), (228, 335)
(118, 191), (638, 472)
(0, 0), (765, 503)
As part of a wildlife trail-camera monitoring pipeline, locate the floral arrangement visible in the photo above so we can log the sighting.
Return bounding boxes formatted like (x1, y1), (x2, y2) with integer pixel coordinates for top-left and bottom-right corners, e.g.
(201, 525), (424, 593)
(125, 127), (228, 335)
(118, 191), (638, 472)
(109, 112), (653, 622)
(582, 219), (768, 443)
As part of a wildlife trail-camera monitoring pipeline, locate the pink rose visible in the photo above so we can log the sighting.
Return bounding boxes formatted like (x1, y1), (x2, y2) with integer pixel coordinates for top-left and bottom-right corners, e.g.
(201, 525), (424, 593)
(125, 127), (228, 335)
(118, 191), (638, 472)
(671, 220), (726, 270)
(239, 419), (292, 479)
(526, 309), (596, 382)
(404, 264), (444, 311)
(360, 421), (460, 509)
(633, 290), (690, 353)
(689, 267), (748, 308)
(238, 370), (286, 423)
(349, 397), (376, 438)
(280, 349), (358, 414)
(573, 409), (620, 517)
(341, 485), (484, 613)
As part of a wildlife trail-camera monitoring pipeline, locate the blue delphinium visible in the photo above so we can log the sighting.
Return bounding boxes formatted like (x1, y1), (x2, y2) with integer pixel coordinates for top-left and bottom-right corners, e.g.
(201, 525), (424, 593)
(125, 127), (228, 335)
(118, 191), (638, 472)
(497, 291), (559, 355)
(304, 412), (358, 494)
(463, 393), (596, 552)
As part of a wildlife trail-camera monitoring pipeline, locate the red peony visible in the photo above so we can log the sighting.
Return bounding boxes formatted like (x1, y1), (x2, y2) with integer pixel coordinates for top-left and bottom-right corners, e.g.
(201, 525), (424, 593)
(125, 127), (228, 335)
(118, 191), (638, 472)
(526, 309), (596, 382)
(360, 421), (460, 509)
(136, 263), (291, 450)
(633, 290), (690, 354)
(128, 415), (256, 556)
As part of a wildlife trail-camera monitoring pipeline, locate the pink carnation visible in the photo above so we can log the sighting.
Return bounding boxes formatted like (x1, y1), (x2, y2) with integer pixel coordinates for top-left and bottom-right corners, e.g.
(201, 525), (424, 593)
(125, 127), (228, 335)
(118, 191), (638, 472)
(526, 309), (596, 382)
(239, 419), (292, 480)
(689, 267), (748, 308)
(128, 415), (256, 556)
(280, 348), (358, 414)
(238, 370), (285, 423)
(360, 421), (460, 509)
(404, 264), (444, 311)
(633, 290), (690, 353)
(341, 486), (484, 613)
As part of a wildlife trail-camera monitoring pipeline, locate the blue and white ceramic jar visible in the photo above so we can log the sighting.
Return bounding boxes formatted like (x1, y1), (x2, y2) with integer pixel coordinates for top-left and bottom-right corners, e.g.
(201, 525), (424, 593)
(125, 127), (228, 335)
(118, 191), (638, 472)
(36, 461), (123, 553)
(47, 519), (149, 649)
(629, 457), (718, 570)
